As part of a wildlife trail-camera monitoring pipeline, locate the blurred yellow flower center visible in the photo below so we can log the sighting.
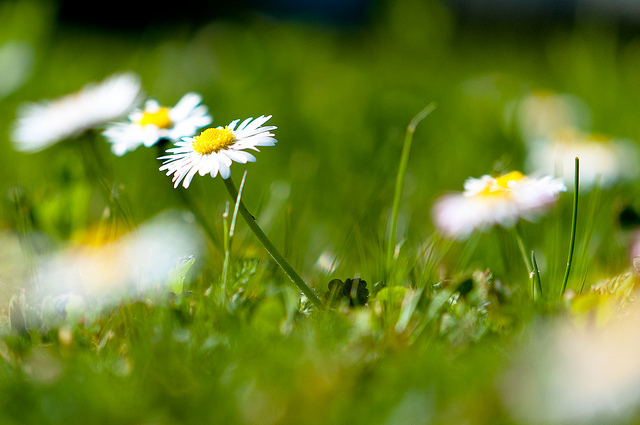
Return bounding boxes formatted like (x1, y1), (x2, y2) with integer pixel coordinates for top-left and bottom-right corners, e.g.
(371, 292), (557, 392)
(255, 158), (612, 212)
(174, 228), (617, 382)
(495, 171), (524, 187)
(138, 107), (172, 128)
(480, 171), (525, 197)
(192, 127), (235, 155)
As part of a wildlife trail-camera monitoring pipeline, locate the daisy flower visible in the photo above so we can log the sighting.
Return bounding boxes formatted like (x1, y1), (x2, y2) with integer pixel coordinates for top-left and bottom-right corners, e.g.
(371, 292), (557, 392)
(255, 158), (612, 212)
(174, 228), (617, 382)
(159, 115), (277, 189)
(433, 171), (566, 240)
(507, 90), (592, 145)
(10, 72), (141, 153)
(102, 92), (212, 156)
(34, 210), (204, 305)
(526, 127), (639, 192)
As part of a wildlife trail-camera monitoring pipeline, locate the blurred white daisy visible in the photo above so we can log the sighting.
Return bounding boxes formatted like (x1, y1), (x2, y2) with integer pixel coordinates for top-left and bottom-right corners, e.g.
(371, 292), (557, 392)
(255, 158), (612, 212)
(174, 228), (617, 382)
(10, 72), (141, 153)
(433, 171), (566, 240)
(502, 299), (640, 424)
(508, 90), (592, 145)
(159, 115), (277, 189)
(526, 127), (640, 192)
(34, 210), (204, 305)
(102, 92), (212, 156)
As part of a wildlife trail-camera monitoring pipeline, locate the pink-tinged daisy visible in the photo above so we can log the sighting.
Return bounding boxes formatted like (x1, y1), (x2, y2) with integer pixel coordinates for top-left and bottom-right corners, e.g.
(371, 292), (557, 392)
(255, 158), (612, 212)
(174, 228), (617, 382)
(10, 72), (141, 153)
(159, 115), (277, 188)
(102, 92), (212, 156)
(433, 171), (566, 240)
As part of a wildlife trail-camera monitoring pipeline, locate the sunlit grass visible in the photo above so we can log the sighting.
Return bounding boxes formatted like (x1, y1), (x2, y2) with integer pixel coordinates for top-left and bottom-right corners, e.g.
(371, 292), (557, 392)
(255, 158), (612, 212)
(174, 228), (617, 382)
(3, 0), (640, 424)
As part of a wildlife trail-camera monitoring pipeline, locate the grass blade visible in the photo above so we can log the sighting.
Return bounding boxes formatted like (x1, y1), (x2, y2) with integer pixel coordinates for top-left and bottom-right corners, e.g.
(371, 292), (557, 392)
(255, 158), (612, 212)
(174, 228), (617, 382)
(561, 157), (579, 295)
(386, 102), (437, 275)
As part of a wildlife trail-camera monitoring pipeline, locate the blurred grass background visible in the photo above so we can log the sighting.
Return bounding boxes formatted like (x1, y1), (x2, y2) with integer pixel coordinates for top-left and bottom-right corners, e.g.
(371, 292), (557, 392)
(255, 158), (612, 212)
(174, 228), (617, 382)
(2, 0), (640, 423)
(2, 0), (639, 286)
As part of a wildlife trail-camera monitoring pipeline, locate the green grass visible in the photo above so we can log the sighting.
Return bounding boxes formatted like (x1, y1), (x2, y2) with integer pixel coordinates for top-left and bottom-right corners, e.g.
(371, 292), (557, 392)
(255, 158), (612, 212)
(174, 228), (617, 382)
(2, 0), (640, 423)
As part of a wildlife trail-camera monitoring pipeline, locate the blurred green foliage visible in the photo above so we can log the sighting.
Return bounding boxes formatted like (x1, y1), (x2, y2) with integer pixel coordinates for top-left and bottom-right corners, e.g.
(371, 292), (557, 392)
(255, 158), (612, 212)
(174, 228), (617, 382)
(2, 0), (640, 423)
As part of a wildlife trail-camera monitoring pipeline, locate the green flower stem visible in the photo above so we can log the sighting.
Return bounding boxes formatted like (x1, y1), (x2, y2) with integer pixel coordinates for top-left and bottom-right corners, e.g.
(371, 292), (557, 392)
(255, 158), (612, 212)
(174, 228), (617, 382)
(386, 103), (436, 273)
(514, 224), (534, 299)
(561, 157), (579, 295)
(222, 176), (323, 308)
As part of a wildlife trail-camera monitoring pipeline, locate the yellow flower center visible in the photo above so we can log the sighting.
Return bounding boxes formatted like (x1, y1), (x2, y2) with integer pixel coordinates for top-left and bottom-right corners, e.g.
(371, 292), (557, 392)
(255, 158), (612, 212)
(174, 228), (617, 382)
(495, 171), (525, 188)
(480, 171), (525, 197)
(138, 107), (172, 128)
(192, 127), (236, 155)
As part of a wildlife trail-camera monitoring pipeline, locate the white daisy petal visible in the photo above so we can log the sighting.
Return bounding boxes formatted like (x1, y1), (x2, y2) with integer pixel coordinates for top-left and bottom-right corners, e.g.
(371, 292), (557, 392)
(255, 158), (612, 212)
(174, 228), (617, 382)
(227, 119), (240, 132)
(244, 115), (271, 132)
(182, 158), (203, 189)
(103, 91), (212, 155)
(144, 99), (161, 112)
(197, 158), (213, 176)
(225, 150), (256, 164)
(209, 157), (220, 178)
(236, 136), (276, 147)
(236, 117), (254, 131)
(218, 157), (231, 180)
(170, 92), (203, 121)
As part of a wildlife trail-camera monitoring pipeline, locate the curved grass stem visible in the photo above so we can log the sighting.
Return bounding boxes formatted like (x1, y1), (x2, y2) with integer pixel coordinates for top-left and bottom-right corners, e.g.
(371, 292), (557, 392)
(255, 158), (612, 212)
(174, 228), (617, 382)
(514, 223), (534, 299)
(386, 103), (437, 274)
(531, 250), (543, 301)
(561, 157), (579, 295)
(222, 176), (323, 308)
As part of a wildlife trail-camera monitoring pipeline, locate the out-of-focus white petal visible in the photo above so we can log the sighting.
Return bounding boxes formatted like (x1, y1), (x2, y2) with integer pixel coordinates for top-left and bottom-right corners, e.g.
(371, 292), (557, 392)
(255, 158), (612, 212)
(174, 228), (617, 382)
(502, 298), (640, 424)
(511, 91), (592, 145)
(526, 128), (639, 192)
(11, 72), (142, 152)
(33, 210), (205, 306)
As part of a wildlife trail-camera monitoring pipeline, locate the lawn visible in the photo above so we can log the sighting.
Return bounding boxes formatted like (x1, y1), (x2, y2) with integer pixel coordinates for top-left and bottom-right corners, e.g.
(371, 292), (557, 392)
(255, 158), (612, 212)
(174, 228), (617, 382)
(2, 0), (640, 424)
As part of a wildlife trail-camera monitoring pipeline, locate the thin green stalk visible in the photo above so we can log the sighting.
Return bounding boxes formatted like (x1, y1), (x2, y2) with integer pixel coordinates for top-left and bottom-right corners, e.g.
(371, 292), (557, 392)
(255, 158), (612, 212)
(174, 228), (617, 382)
(221, 171), (247, 297)
(579, 267), (589, 294)
(514, 224), (532, 271)
(531, 250), (543, 300)
(386, 103), (437, 273)
(221, 201), (230, 298)
(222, 176), (323, 308)
(455, 231), (481, 271)
(514, 224), (534, 298)
(420, 232), (453, 286)
(561, 157), (580, 295)
(229, 171), (246, 239)
(78, 134), (135, 231)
